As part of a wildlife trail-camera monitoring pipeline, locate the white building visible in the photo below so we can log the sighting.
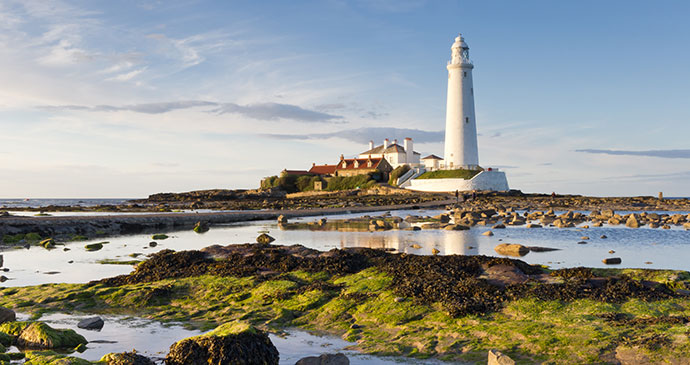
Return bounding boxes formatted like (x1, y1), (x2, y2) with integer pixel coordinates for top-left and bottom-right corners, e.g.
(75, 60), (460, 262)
(443, 34), (479, 170)
(421, 154), (443, 171)
(358, 138), (421, 169)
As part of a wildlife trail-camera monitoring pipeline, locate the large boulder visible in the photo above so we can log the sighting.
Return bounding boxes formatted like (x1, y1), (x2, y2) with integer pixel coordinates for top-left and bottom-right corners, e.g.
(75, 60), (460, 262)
(296, 353), (350, 365)
(165, 322), (278, 365)
(101, 351), (156, 365)
(15, 322), (87, 349)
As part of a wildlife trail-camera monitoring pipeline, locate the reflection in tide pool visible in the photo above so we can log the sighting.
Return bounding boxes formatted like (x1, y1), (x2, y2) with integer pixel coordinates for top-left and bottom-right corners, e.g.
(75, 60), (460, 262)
(330, 229), (479, 256)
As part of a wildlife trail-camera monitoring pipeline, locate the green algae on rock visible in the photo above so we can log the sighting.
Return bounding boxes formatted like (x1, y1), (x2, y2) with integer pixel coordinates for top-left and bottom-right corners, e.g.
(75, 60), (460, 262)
(165, 322), (278, 365)
(17, 322), (87, 349)
(151, 234), (168, 240)
(100, 351), (155, 365)
(2, 245), (690, 363)
(24, 350), (92, 365)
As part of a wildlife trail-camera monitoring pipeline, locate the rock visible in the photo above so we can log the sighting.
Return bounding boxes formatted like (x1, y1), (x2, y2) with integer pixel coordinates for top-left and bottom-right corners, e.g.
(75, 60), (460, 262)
(277, 215), (288, 224)
(410, 244), (422, 249)
(526, 223), (542, 228)
(77, 316), (104, 330)
(85, 243), (104, 251)
(349, 323), (362, 329)
(626, 215), (640, 228)
(193, 221), (209, 233)
(434, 214), (451, 223)
(148, 241), (158, 247)
(444, 224), (469, 231)
(577, 241), (587, 244)
(609, 250), (615, 254)
(482, 230), (494, 236)
(581, 236), (589, 240)
(684, 222), (690, 230)
(488, 349), (515, 365)
(393, 297), (405, 303)
(602, 257), (622, 265)
(581, 225), (589, 229)
(256, 233), (275, 244)
(431, 248), (440, 255)
(40, 238), (55, 249)
(482, 265), (528, 287)
(494, 244), (529, 257)
(17, 322), (88, 349)
(615, 346), (652, 365)
(296, 353), (350, 365)
(600, 235), (608, 239)
(101, 351), (155, 365)
(165, 322), (278, 365)
(397, 221), (411, 229)
(492, 223), (506, 229)
(0, 308), (15, 324)
(318, 218), (328, 226)
(151, 234), (169, 240)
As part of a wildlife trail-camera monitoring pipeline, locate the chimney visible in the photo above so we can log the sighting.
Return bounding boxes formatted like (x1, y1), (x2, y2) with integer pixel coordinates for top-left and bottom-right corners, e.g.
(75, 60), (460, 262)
(312, 162), (316, 167)
(383, 138), (389, 149)
(369, 140), (374, 150)
(393, 139), (398, 146)
(404, 138), (413, 164)
(340, 154), (344, 161)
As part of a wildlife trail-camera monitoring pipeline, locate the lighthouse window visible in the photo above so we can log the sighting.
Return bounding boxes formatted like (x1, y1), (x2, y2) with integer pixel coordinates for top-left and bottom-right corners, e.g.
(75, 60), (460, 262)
(463, 71), (467, 77)
(465, 117), (469, 123)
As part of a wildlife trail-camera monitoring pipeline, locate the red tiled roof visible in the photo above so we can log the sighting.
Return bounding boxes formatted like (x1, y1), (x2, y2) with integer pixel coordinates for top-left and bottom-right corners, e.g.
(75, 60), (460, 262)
(309, 164), (337, 175)
(336, 158), (383, 170)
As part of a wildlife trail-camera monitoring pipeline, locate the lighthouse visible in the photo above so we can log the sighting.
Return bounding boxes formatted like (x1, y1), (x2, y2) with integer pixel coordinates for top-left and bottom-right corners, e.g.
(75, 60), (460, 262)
(443, 34), (479, 170)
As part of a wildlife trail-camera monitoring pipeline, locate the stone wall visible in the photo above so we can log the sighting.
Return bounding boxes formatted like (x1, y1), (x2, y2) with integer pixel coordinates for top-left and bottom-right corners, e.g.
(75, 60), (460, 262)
(407, 170), (509, 192)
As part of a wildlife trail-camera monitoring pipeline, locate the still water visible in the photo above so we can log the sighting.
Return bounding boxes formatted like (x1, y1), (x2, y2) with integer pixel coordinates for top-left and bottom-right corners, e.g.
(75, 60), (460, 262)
(1, 208), (688, 363)
(1, 209), (689, 287)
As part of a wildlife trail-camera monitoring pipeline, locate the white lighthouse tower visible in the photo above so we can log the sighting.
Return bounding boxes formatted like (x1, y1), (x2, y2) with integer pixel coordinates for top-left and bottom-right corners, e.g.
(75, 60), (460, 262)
(443, 34), (479, 170)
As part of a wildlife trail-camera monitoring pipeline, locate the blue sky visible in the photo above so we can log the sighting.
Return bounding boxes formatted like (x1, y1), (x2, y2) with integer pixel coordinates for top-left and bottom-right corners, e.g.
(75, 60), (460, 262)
(0, 0), (689, 197)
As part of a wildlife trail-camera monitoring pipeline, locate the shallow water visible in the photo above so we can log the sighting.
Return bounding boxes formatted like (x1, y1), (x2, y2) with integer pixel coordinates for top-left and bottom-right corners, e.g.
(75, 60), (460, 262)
(16, 313), (453, 364)
(1, 207), (688, 364)
(1, 208), (690, 287)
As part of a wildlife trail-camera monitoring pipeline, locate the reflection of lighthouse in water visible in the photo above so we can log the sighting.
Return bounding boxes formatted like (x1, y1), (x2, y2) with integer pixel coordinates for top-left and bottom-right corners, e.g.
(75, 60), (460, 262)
(336, 230), (479, 256)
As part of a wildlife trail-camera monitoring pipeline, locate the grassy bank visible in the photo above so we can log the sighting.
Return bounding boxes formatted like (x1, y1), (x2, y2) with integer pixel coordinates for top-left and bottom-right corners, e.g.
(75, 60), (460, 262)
(416, 169), (481, 180)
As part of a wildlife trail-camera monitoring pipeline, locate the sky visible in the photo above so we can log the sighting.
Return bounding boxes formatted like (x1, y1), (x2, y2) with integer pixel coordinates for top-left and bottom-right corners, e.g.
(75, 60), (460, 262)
(0, 0), (689, 198)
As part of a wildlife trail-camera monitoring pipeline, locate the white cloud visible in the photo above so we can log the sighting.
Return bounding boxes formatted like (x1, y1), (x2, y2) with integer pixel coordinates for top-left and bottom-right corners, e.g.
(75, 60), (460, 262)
(105, 67), (147, 82)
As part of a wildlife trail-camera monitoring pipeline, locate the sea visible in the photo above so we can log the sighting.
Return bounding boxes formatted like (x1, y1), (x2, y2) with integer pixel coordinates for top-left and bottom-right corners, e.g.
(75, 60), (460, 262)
(0, 198), (134, 208)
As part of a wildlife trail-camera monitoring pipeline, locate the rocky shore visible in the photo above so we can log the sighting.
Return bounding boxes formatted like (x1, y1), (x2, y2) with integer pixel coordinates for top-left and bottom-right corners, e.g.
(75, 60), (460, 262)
(3, 243), (690, 363)
(0, 199), (452, 241)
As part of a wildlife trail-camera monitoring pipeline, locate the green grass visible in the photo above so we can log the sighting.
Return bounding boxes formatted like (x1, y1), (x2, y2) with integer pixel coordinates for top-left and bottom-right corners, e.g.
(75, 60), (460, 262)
(416, 169), (481, 180)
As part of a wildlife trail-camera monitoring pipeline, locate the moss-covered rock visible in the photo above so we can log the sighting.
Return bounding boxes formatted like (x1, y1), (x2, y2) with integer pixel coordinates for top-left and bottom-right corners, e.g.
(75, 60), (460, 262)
(165, 322), (278, 365)
(84, 243), (103, 252)
(40, 239), (55, 249)
(16, 322), (87, 349)
(100, 351), (155, 365)
(193, 221), (209, 233)
(24, 350), (93, 365)
(151, 234), (168, 240)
